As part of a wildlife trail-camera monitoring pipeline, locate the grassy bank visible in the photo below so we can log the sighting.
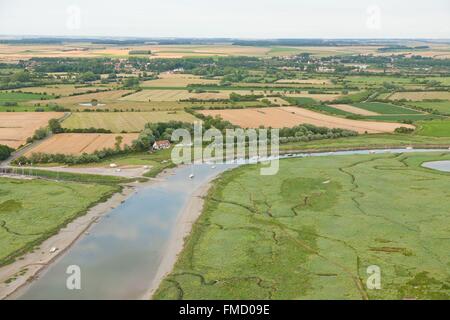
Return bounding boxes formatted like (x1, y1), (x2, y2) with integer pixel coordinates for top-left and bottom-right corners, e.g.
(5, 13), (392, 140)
(154, 152), (450, 299)
(280, 134), (450, 152)
(0, 177), (119, 267)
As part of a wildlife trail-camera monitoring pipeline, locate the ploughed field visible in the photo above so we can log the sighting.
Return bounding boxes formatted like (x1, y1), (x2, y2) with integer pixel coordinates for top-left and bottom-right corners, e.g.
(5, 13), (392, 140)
(155, 152), (450, 299)
(200, 107), (413, 133)
(0, 112), (64, 148)
(25, 133), (139, 156)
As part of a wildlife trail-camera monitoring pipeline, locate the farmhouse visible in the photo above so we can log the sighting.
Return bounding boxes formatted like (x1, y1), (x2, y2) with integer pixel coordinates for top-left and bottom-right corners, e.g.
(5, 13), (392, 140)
(152, 140), (171, 150)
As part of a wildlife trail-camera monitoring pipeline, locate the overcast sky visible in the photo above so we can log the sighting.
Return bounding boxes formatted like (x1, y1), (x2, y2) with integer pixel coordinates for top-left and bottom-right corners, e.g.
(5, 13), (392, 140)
(1, 0), (449, 39)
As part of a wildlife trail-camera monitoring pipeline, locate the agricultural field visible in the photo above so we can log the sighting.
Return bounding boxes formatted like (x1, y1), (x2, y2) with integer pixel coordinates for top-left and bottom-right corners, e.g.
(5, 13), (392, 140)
(41, 90), (133, 108)
(417, 120), (450, 137)
(199, 107), (413, 133)
(141, 73), (220, 87)
(25, 133), (139, 156)
(0, 177), (117, 266)
(406, 100), (450, 115)
(62, 111), (198, 133)
(120, 89), (231, 102)
(331, 104), (379, 116)
(351, 102), (422, 115)
(389, 91), (450, 101)
(0, 112), (64, 148)
(275, 78), (332, 85)
(15, 85), (115, 97)
(284, 92), (343, 102)
(0, 91), (51, 104)
(155, 152), (450, 299)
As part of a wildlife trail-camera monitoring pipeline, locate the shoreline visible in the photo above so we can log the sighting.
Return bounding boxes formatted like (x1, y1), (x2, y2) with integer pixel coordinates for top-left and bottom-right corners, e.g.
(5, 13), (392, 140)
(0, 184), (138, 300)
(144, 177), (216, 300)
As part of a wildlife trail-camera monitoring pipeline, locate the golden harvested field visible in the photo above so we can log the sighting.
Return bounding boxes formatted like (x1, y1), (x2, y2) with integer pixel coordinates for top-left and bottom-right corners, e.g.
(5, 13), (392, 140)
(200, 107), (413, 133)
(41, 90), (133, 106)
(0, 112), (64, 148)
(25, 133), (139, 156)
(62, 111), (198, 132)
(120, 89), (231, 101)
(331, 104), (380, 116)
(389, 91), (450, 101)
(141, 73), (220, 87)
(284, 92), (343, 102)
(17, 85), (115, 97)
(0, 44), (272, 62)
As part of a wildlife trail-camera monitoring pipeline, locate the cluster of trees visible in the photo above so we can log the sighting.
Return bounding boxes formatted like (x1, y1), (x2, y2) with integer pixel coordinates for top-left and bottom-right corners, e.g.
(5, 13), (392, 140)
(278, 124), (358, 143)
(26, 127), (49, 143)
(132, 121), (194, 151)
(0, 144), (13, 161)
(32, 58), (115, 74)
(0, 70), (35, 89)
(14, 144), (129, 166)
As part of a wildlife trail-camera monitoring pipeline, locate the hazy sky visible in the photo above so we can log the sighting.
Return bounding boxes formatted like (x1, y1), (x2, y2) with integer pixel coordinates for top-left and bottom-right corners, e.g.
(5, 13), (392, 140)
(1, 0), (449, 38)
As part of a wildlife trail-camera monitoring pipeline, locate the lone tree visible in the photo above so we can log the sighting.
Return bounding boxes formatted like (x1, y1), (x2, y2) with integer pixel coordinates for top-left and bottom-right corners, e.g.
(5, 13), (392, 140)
(115, 135), (123, 151)
(48, 118), (63, 134)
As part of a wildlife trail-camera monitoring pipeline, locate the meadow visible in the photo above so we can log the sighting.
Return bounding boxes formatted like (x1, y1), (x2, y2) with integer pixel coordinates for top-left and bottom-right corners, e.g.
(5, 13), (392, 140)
(417, 120), (450, 137)
(279, 134), (450, 151)
(389, 91), (450, 101)
(62, 111), (198, 132)
(155, 152), (450, 299)
(0, 177), (117, 266)
(407, 100), (450, 115)
(0, 91), (51, 103)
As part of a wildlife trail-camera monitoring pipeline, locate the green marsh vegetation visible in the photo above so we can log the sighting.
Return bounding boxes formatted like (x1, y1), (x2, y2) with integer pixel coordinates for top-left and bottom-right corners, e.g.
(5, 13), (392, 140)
(155, 152), (450, 299)
(0, 177), (118, 266)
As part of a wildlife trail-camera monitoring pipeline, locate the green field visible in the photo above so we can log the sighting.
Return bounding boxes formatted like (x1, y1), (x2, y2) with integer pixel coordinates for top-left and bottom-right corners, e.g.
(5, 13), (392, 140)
(154, 152), (450, 299)
(0, 178), (118, 266)
(312, 105), (353, 116)
(352, 102), (422, 115)
(0, 92), (51, 103)
(407, 100), (450, 115)
(364, 114), (445, 122)
(280, 134), (450, 151)
(417, 120), (450, 137)
(62, 111), (198, 132)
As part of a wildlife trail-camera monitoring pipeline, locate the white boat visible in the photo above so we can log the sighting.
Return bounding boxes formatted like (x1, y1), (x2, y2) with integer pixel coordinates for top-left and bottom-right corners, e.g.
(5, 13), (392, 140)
(49, 247), (58, 253)
(189, 174), (194, 179)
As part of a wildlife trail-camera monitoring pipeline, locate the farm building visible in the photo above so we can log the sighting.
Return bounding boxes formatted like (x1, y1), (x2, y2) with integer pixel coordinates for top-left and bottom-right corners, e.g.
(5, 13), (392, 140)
(152, 140), (171, 150)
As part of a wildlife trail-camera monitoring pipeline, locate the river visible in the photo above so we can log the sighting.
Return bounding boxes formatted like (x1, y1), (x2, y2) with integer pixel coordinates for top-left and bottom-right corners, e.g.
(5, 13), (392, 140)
(18, 148), (446, 299)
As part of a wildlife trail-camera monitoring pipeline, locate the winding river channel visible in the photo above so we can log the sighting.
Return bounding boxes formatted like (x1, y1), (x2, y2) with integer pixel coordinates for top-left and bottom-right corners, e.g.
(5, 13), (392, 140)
(18, 148), (447, 299)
